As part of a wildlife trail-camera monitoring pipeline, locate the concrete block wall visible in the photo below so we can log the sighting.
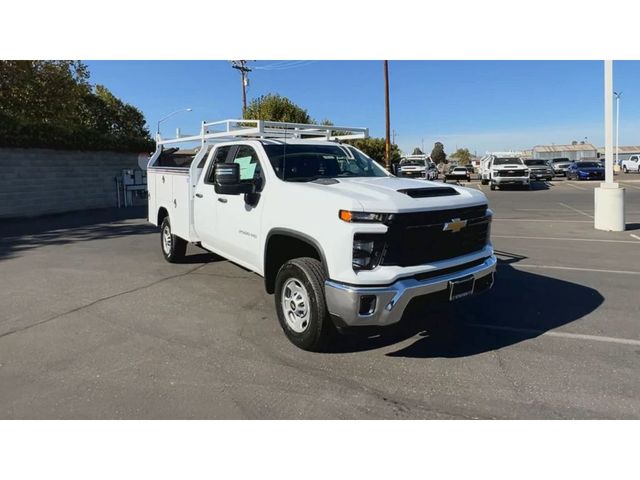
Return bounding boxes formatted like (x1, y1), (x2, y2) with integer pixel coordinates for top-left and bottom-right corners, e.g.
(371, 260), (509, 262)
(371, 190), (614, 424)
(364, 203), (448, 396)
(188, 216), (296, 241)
(0, 148), (142, 219)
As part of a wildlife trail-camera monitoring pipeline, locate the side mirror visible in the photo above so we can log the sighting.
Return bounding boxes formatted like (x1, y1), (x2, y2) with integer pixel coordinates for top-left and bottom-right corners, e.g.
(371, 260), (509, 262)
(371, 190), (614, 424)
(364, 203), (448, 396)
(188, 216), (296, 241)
(214, 163), (253, 195)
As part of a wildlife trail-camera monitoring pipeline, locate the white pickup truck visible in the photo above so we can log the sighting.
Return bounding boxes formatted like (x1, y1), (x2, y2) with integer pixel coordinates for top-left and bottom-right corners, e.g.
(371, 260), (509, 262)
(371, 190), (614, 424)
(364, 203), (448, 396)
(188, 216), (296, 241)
(147, 120), (496, 351)
(481, 155), (530, 190)
(621, 155), (640, 173)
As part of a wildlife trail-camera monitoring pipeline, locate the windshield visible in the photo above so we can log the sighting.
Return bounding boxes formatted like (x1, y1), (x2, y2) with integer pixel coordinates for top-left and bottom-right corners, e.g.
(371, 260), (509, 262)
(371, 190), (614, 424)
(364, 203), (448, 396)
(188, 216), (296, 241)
(525, 160), (547, 166)
(399, 159), (425, 166)
(576, 162), (602, 168)
(263, 144), (388, 181)
(493, 158), (524, 166)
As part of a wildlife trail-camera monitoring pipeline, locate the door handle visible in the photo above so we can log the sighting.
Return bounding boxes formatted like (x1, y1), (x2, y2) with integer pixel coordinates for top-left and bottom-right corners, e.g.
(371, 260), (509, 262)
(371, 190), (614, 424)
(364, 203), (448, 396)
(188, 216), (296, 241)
(217, 197), (227, 203)
(195, 193), (203, 198)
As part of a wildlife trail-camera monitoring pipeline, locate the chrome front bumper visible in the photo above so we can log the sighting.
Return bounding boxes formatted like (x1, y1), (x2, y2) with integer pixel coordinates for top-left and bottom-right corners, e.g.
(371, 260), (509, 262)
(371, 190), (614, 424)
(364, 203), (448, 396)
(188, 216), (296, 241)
(492, 176), (529, 184)
(324, 255), (497, 327)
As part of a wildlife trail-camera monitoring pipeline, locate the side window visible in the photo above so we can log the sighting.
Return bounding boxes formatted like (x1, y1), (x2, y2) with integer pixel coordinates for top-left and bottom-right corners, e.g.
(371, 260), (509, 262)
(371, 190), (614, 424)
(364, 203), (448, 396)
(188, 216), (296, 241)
(632, 156), (639, 162)
(205, 146), (232, 183)
(231, 145), (264, 189)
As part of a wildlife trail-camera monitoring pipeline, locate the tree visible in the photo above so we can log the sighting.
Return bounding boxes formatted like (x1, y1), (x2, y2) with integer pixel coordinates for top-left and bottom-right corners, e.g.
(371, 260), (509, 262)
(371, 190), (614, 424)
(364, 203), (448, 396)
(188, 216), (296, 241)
(450, 147), (472, 165)
(412, 147), (424, 155)
(430, 141), (447, 164)
(0, 60), (153, 151)
(243, 94), (312, 123)
(346, 137), (402, 167)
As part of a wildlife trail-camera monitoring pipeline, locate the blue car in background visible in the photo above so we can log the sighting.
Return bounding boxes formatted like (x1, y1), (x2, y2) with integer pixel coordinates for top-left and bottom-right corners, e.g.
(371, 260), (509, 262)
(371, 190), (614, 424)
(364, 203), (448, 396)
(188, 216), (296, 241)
(566, 161), (605, 181)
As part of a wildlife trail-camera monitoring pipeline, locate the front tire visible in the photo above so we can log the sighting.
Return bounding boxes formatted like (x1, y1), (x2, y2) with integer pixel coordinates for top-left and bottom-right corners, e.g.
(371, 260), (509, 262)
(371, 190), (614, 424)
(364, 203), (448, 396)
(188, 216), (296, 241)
(160, 216), (187, 263)
(275, 257), (335, 352)
(490, 182), (496, 191)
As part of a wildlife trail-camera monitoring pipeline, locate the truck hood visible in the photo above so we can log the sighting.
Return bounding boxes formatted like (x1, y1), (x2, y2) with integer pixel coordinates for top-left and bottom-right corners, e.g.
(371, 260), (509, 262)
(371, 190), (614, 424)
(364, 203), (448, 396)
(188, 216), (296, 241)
(301, 176), (487, 212)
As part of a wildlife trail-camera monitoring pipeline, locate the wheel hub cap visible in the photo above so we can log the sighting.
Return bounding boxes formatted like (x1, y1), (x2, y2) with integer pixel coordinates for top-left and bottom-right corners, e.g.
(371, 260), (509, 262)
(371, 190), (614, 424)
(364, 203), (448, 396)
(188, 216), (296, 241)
(281, 279), (310, 333)
(162, 226), (172, 254)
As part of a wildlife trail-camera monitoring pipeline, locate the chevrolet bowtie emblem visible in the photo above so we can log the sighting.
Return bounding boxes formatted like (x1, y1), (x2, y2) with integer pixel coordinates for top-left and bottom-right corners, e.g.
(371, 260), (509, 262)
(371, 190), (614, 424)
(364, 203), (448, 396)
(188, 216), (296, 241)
(443, 218), (467, 233)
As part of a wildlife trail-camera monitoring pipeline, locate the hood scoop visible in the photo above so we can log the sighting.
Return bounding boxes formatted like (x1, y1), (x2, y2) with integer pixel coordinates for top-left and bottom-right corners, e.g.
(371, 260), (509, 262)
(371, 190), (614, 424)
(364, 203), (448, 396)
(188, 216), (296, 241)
(398, 187), (460, 198)
(310, 178), (340, 185)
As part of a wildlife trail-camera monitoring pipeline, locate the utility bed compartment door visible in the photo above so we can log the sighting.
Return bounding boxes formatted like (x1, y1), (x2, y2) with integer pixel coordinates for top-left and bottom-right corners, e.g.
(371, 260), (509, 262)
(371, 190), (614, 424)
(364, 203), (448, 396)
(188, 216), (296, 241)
(171, 174), (191, 239)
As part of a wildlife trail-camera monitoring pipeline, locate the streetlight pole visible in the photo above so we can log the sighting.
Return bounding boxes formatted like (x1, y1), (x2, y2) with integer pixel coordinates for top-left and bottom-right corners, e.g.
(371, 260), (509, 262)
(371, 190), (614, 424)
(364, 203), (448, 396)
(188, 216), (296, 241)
(157, 108), (192, 138)
(614, 91), (622, 167)
(594, 60), (625, 232)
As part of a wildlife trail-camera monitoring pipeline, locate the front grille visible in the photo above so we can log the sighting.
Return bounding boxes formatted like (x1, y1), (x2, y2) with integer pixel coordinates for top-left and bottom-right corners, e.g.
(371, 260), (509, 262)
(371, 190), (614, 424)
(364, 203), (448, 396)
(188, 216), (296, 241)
(496, 169), (527, 177)
(380, 205), (490, 267)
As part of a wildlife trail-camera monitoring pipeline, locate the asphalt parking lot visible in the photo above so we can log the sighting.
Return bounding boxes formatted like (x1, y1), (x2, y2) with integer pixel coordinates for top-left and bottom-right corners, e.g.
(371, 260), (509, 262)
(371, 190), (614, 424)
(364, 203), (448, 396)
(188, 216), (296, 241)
(1, 174), (639, 419)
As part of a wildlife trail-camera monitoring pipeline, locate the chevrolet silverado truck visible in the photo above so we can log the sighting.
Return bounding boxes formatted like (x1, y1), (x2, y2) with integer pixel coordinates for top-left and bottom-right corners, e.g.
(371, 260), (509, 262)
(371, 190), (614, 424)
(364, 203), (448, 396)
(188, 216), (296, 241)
(524, 159), (554, 181)
(397, 154), (437, 180)
(147, 120), (496, 351)
(487, 157), (530, 190)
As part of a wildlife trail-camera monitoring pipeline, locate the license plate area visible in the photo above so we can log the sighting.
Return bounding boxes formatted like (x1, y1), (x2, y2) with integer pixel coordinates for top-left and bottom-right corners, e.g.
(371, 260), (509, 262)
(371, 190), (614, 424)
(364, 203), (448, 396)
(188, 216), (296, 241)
(449, 275), (475, 301)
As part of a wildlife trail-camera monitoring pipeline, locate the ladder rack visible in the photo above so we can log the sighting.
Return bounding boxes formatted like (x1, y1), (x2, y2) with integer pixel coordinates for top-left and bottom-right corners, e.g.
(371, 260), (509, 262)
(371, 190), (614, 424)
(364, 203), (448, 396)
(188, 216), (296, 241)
(156, 119), (369, 147)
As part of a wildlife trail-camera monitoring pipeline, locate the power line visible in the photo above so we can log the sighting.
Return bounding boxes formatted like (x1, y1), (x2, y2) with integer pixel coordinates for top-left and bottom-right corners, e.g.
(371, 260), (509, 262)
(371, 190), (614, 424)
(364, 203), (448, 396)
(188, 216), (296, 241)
(253, 60), (315, 71)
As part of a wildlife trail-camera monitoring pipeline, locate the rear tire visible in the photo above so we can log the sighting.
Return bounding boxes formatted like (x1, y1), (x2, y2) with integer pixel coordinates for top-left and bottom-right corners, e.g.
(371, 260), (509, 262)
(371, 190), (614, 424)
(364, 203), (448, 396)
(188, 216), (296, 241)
(160, 216), (187, 263)
(481, 178), (489, 185)
(274, 257), (335, 352)
(623, 165), (628, 173)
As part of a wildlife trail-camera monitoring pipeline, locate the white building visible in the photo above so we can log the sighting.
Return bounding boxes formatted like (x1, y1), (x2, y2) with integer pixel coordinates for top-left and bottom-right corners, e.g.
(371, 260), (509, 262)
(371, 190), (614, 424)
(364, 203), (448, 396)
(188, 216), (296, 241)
(532, 144), (598, 161)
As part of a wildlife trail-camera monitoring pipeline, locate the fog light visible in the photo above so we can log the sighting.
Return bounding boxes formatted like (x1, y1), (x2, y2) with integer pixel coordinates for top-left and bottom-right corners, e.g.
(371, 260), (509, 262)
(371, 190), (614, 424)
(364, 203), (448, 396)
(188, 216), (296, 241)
(359, 295), (377, 316)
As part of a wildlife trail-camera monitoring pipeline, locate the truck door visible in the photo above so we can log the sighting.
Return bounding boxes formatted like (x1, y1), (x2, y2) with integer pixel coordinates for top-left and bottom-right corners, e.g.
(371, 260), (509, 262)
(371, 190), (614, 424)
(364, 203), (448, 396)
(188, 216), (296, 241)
(193, 145), (233, 249)
(213, 144), (266, 272)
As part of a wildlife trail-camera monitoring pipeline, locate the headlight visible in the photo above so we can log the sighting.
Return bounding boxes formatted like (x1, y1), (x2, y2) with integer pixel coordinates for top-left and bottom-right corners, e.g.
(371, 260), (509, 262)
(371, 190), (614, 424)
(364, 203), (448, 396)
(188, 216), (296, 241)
(352, 234), (386, 270)
(339, 210), (393, 223)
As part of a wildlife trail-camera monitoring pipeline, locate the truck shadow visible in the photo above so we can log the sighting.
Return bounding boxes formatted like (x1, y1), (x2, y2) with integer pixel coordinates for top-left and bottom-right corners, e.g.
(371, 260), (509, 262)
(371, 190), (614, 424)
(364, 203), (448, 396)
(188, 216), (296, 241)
(0, 207), (155, 261)
(330, 250), (604, 358)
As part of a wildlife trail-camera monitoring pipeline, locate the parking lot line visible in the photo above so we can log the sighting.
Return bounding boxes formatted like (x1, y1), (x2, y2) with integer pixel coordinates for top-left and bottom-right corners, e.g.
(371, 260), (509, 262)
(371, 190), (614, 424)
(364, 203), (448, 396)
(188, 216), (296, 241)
(558, 202), (594, 218)
(493, 218), (592, 223)
(492, 235), (640, 244)
(619, 182), (640, 191)
(512, 264), (640, 276)
(560, 182), (587, 191)
(630, 234), (640, 241)
(465, 323), (640, 347)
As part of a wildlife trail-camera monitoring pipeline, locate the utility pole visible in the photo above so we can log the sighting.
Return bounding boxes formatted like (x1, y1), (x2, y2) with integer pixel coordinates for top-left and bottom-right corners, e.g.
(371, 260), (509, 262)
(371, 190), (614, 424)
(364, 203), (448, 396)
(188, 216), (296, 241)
(231, 60), (252, 114)
(384, 60), (391, 170)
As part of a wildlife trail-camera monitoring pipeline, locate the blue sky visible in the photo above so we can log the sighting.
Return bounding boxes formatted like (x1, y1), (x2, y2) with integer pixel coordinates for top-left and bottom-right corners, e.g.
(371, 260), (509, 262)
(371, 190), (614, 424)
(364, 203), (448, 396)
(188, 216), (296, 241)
(84, 60), (640, 155)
